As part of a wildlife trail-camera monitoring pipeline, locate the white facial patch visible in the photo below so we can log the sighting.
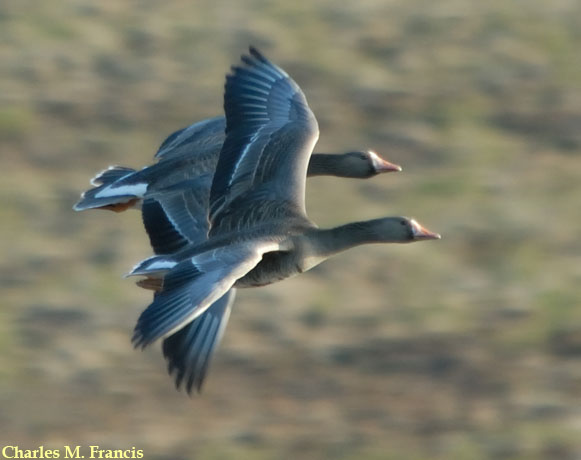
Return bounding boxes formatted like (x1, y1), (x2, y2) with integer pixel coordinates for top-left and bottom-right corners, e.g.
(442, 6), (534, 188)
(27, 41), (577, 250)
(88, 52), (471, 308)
(410, 219), (422, 237)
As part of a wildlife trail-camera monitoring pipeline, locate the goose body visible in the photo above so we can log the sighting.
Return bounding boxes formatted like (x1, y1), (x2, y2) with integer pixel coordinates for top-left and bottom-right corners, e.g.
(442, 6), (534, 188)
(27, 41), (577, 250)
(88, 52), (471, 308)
(126, 48), (439, 393)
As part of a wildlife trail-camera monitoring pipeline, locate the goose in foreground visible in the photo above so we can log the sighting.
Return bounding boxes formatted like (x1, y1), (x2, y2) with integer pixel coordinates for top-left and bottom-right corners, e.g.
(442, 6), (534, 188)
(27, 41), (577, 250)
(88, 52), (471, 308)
(128, 47), (440, 394)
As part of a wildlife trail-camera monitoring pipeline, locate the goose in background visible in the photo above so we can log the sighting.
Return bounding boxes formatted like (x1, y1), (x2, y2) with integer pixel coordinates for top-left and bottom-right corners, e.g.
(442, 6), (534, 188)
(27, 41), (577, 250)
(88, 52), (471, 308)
(73, 117), (400, 210)
(127, 47), (440, 394)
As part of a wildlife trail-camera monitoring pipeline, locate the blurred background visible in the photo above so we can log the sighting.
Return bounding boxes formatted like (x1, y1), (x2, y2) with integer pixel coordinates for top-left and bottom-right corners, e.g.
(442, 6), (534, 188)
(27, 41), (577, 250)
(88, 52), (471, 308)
(1, 0), (581, 458)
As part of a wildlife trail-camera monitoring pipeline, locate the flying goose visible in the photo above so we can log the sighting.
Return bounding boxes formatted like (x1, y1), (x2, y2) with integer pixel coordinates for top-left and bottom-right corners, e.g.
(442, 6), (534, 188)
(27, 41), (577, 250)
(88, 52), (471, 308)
(128, 47), (440, 394)
(73, 116), (400, 213)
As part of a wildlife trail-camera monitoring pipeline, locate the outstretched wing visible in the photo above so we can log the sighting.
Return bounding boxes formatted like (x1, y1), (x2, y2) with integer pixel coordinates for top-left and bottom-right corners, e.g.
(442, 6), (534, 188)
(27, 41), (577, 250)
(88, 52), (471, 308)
(162, 288), (236, 394)
(141, 175), (212, 254)
(209, 47), (319, 226)
(154, 116), (226, 162)
(139, 117), (226, 253)
(132, 239), (281, 348)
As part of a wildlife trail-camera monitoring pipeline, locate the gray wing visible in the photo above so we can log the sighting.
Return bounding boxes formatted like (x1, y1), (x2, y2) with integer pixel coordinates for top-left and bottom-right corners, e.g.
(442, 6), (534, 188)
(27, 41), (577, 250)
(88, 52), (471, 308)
(209, 47), (319, 225)
(154, 116), (226, 162)
(162, 288), (236, 394)
(140, 117), (226, 253)
(132, 240), (281, 348)
(141, 175), (212, 254)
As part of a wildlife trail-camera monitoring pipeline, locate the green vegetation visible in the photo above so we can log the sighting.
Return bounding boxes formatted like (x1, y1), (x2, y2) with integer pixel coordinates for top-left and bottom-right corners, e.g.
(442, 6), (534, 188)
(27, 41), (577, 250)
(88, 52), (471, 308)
(1, 0), (580, 458)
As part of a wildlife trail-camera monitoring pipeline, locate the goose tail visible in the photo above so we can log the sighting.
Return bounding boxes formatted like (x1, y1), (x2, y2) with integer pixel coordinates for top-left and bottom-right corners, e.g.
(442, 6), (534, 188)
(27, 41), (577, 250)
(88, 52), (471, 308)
(126, 255), (177, 278)
(73, 166), (146, 212)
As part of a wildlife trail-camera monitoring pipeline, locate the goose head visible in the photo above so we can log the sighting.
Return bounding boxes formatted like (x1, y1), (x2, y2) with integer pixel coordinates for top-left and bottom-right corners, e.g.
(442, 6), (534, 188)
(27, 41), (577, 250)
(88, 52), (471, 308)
(365, 216), (441, 243)
(342, 150), (402, 178)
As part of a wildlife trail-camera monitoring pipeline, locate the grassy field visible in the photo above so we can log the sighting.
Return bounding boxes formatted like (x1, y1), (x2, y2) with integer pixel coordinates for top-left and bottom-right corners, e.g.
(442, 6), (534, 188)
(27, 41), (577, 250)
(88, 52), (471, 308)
(1, 0), (581, 458)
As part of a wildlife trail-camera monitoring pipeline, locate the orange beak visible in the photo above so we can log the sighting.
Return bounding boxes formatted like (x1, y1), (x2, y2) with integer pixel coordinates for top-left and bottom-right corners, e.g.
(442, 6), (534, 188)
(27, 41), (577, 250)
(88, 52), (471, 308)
(410, 219), (441, 240)
(369, 151), (403, 173)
